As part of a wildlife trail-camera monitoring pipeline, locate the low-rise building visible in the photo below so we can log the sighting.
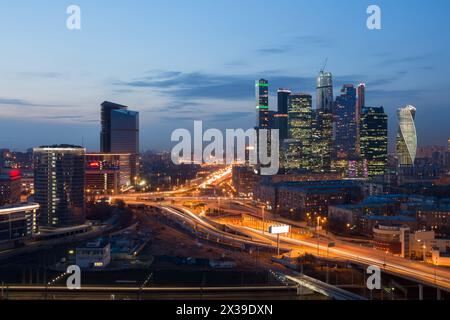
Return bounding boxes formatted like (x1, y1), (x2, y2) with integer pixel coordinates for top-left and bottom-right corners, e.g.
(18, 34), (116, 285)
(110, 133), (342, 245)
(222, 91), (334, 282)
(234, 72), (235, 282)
(417, 205), (450, 238)
(76, 238), (111, 269)
(373, 225), (410, 256)
(85, 153), (132, 196)
(232, 165), (255, 197)
(255, 180), (363, 221)
(0, 168), (21, 205)
(0, 203), (39, 248)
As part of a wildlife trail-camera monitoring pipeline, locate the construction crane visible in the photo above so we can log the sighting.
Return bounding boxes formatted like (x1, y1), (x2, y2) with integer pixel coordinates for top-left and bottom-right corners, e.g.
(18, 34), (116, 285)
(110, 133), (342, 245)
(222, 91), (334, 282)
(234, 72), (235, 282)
(320, 58), (328, 73)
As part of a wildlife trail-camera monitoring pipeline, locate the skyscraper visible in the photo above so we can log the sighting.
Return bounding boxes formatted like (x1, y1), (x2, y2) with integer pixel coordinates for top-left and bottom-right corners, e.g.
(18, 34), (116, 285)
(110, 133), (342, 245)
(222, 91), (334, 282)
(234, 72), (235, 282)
(396, 105), (417, 166)
(256, 79), (270, 128)
(277, 89), (291, 141)
(334, 84), (357, 159)
(285, 93), (313, 171)
(33, 145), (86, 227)
(360, 107), (388, 177)
(356, 83), (366, 156)
(100, 101), (139, 183)
(316, 71), (334, 172)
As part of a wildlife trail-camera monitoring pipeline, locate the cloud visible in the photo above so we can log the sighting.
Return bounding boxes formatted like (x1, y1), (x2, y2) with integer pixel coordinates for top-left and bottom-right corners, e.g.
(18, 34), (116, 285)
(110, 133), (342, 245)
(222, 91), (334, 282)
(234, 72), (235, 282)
(294, 35), (334, 47)
(17, 72), (63, 79)
(256, 46), (292, 55)
(115, 71), (318, 101)
(0, 98), (71, 108)
(377, 53), (434, 67)
(256, 36), (333, 56)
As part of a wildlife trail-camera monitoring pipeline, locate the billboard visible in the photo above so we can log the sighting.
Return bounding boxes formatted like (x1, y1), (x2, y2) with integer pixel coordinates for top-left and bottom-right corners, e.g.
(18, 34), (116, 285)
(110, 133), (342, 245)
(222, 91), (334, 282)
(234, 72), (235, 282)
(269, 225), (290, 234)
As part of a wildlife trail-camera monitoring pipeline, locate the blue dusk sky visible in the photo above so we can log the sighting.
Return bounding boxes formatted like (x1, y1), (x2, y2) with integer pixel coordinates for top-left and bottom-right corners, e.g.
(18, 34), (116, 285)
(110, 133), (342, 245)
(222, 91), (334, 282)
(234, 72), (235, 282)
(0, 0), (449, 152)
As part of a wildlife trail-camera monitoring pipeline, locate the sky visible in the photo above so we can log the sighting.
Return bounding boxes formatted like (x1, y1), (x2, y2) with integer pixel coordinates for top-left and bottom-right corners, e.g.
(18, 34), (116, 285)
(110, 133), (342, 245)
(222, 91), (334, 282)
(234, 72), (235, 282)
(0, 0), (449, 152)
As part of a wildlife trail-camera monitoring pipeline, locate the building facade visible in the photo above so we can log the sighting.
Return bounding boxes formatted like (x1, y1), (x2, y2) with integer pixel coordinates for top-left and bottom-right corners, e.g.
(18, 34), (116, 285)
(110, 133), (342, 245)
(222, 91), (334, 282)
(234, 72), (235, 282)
(360, 106), (388, 177)
(0, 168), (21, 206)
(396, 105), (417, 166)
(334, 84), (357, 159)
(33, 145), (86, 227)
(277, 89), (291, 141)
(100, 101), (140, 182)
(85, 153), (132, 196)
(0, 203), (39, 246)
(285, 93), (313, 171)
(316, 71), (334, 172)
(256, 79), (270, 128)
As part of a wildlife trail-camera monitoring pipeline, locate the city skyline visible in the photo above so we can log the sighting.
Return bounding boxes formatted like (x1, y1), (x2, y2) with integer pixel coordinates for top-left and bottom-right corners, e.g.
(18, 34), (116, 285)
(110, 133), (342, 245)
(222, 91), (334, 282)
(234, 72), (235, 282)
(0, 0), (450, 152)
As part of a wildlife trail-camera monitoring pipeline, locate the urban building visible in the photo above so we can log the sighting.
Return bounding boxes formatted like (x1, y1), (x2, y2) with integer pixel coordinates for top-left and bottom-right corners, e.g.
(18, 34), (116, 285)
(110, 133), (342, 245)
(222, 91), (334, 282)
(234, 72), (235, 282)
(396, 105), (417, 166)
(0, 203), (39, 248)
(276, 89), (291, 141)
(417, 204), (450, 237)
(360, 106), (388, 177)
(285, 93), (313, 171)
(232, 165), (255, 197)
(410, 230), (450, 263)
(255, 79), (270, 128)
(373, 225), (410, 256)
(356, 83), (366, 155)
(76, 238), (111, 269)
(334, 84), (357, 159)
(33, 145), (86, 227)
(254, 180), (363, 221)
(0, 168), (21, 206)
(85, 153), (132, 196)
(100, 101), (140, 183)
(315, 71), (334, 172)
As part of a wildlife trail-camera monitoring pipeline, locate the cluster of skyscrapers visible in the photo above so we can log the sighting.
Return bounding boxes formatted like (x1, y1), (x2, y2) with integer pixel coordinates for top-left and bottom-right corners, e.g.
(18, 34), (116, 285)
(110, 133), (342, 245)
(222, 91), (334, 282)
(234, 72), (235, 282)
(255, 71), (417, 178)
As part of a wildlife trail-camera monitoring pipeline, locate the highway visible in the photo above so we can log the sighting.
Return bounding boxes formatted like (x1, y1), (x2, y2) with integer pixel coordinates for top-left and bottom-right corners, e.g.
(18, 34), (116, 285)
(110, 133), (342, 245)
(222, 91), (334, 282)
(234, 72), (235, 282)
(235, 225), (450, 291)
(109, 164), (450, 293)
(157, 205), (284, 253)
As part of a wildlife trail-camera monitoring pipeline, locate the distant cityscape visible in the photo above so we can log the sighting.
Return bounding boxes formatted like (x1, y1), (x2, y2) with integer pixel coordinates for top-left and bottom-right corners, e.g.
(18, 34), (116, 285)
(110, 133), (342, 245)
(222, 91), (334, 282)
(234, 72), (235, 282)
(0, 62), (450, 301)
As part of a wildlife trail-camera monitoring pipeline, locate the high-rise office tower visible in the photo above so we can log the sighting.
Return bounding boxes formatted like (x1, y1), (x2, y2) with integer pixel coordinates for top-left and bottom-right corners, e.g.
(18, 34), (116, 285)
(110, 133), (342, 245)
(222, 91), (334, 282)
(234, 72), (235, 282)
(334, 84), (357, 159)
(256, 79), (270, 128)
(100, 101), (139, 183)
(356, 83), (366, 155)
(276, 89), (291, 141)
(360, 107), (388, 177)
(33, 145), (85, 227)
(316, 71), (334, 172)
(396, 105), (417, 166)
(317, 71), (334, 112)
(285, 93), (313, 171)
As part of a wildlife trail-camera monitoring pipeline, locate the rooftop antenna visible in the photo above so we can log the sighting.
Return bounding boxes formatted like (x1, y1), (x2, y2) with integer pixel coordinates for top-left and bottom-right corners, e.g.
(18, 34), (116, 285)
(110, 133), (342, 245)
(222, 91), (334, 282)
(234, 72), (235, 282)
(320, 58), (328, 73)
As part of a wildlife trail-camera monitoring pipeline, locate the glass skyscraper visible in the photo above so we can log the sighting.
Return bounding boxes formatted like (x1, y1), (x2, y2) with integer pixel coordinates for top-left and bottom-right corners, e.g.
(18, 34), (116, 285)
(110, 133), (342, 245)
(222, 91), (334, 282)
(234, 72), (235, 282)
(285, 93), (313, 171)
(356, 83), (366, 156)
(334, 84), (357, 159)
(100, 101), (139, 183)
(316, 71), (334, 172)
(33, 145), (86, 227)
(360, 107), (388, 177)
(276, 89), (291, 141)
(256, 79), (270, 128)
(396, 105), (417, 166)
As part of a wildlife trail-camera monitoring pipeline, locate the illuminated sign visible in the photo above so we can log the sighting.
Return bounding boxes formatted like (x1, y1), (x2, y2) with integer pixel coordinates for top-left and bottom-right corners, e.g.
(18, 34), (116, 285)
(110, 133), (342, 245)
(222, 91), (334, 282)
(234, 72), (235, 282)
(269, 225), (290, 234)
(88, 161), (101, 169)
